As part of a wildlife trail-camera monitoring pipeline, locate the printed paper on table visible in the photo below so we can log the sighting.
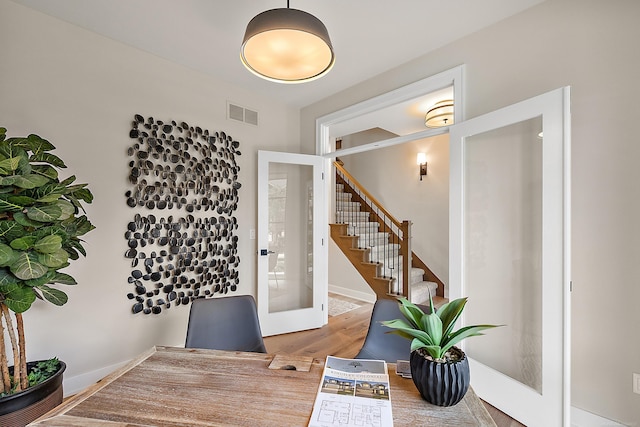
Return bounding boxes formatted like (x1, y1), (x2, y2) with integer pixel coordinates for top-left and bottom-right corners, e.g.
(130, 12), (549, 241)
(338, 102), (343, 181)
(308, 356), (393, 427)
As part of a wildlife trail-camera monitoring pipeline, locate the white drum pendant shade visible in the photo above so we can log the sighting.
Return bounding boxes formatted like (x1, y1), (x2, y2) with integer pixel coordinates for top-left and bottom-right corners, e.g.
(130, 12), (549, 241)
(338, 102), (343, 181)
(241, 8), (335, 83)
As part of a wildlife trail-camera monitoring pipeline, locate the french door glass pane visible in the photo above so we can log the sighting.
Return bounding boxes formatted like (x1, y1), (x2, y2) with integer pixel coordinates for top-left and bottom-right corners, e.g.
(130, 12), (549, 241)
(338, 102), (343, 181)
(463, 116), (543, 393)
(268, 162), (314, 313)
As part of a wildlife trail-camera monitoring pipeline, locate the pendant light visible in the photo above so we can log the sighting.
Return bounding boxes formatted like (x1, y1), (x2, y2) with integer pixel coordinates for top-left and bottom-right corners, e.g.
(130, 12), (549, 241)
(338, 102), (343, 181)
(240, 1), (335, 84)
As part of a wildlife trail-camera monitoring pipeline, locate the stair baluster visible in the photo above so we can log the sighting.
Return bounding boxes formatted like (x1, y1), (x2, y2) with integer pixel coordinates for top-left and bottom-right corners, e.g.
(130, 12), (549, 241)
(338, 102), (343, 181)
(331, 162), (446, 303)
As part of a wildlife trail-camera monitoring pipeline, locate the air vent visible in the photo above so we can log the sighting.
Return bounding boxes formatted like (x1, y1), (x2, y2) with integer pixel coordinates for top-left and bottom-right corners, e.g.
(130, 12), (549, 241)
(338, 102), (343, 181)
(227, 102), (258, 126)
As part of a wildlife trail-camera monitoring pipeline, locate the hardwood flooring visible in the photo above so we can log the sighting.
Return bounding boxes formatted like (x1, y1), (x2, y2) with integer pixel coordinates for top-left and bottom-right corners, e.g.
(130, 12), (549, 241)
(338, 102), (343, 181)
(264, 293), (524, 427)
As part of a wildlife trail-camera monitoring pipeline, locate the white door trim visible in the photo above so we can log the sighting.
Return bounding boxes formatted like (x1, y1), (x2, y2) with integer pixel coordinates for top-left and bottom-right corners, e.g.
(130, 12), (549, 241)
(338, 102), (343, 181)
(316, 65), (465, 157)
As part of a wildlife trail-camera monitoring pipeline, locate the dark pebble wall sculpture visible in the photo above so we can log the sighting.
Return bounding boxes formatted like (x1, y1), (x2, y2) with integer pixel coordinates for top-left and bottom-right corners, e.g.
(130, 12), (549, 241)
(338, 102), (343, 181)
(125, 114), (242, 314)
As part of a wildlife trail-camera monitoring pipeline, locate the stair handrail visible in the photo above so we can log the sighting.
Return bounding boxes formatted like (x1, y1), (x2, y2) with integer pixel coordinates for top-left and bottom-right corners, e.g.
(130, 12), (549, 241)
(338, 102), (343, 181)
(334, 162), (403, 230)
(334, 161), (411, 299)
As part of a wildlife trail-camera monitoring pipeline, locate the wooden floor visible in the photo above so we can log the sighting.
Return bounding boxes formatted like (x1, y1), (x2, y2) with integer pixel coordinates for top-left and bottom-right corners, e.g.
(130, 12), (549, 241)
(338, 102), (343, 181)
(264, 294), (524, 427)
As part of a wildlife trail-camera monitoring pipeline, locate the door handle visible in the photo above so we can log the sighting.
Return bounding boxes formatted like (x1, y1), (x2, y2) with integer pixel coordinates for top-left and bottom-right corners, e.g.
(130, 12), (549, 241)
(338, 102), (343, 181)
(260, 249), (275, 256)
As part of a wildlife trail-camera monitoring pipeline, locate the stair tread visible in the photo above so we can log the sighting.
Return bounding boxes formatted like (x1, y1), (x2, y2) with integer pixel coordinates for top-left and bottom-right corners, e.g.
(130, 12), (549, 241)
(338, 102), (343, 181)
(410, 281), (439, 304)
(412, 280), (438, 289)
(332, 181), (443, 302)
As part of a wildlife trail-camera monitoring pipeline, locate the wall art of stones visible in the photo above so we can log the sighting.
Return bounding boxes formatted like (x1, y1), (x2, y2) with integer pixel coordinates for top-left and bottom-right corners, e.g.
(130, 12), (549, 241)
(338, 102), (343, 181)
(125, 114), (241, 315)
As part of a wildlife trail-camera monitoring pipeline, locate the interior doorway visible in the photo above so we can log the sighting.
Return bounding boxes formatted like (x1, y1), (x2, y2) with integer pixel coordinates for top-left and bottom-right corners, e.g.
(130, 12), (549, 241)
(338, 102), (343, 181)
(316, 66), (465, 301)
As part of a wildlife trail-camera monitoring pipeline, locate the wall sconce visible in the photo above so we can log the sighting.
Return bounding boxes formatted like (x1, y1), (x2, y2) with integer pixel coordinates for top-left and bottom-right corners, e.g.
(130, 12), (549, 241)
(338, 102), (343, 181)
(417, 152), (427, 181)
(425, 99), (454, 128)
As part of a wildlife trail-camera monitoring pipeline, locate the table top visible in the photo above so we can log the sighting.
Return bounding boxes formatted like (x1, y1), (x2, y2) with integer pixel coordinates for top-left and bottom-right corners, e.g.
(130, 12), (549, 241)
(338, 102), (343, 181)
(30, 346), (496, 426)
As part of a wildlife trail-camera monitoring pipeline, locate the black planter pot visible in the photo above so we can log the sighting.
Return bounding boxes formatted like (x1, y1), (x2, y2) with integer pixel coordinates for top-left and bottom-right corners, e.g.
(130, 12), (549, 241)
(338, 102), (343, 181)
(0, 360), (66, 427)
(409, 346), (470, 406)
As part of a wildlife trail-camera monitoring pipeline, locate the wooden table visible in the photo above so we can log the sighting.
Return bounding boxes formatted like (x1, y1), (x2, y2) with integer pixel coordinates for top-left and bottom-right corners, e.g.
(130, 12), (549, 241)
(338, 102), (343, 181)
(30, 346), (496, 426)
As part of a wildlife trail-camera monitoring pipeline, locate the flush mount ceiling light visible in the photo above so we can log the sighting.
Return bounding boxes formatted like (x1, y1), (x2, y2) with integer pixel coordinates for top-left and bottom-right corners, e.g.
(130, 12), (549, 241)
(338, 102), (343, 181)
(425, 99), (454, 128)
(240, 1), (335, 84)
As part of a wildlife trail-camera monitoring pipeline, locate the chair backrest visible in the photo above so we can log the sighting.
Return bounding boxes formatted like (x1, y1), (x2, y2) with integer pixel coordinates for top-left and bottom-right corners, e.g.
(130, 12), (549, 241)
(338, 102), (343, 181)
(185, 295), (267, 353)
(355, 298), (420, 362)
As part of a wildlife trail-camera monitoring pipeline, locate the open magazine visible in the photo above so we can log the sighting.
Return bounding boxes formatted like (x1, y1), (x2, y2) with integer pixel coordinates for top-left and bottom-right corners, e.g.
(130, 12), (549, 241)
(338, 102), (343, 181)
(308, 356), (394, 427)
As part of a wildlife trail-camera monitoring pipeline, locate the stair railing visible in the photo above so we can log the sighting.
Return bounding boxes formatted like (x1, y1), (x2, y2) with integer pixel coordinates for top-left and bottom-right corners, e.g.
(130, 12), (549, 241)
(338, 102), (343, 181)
(334, 161), (412, 299)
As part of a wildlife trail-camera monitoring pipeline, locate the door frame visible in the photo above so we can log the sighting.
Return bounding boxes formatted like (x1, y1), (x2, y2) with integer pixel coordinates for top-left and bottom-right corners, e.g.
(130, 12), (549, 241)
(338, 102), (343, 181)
(316, 65), (465, 158)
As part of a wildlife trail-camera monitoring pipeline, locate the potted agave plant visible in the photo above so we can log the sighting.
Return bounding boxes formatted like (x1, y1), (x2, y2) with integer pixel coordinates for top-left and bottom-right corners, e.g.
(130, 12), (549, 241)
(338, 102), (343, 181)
(382, 294), (500, 406)
(0, 127), (94, 426)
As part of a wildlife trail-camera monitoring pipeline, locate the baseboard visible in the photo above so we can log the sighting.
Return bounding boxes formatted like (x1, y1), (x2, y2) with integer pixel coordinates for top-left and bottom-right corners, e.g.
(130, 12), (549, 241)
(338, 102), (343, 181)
(571, 407), (629, 427)
(62, 359), (129, 396)
(63, 343), (186, 397)
(328, 284), (376, 304)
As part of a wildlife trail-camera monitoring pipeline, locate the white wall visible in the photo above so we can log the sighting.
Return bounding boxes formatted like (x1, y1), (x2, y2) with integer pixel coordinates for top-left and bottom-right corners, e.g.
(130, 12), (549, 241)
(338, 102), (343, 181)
(0, 0), (300, 394)
(302, 0), (640, 424)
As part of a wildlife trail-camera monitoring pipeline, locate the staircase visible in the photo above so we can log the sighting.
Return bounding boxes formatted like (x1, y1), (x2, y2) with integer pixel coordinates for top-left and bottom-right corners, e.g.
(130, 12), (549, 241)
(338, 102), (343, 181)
(331, 180), (440, 305)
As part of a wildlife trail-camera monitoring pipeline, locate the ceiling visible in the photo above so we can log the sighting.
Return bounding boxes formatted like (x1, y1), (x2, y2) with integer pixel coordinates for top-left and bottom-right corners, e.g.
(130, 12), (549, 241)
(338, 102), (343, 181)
(12, 0), (545, 111)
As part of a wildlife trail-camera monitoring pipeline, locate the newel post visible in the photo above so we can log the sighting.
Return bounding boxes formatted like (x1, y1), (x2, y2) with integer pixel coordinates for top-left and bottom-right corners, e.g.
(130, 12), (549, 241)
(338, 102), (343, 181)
(400, 220), (412, 300)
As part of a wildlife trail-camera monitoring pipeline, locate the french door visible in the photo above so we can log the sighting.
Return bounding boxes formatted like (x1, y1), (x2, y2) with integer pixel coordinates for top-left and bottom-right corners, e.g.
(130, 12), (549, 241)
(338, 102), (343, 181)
(256, 150), (327, 336)
(449, 87), (571, 426)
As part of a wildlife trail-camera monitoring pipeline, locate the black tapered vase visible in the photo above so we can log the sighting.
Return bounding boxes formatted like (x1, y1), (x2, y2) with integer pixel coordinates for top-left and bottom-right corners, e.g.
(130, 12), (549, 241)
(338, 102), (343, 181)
(409, 346), (470, 406)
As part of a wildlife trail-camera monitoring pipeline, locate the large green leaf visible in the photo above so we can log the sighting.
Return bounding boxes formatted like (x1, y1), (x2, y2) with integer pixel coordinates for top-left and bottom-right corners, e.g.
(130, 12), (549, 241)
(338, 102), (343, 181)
(62, 239), (85, 259)
(8, 195), (36, 206)
(37, 284), (68, 306)
(0, 156), (21, 173)
(420, 312), (443, 346)
(67, 188), (94, 206)
(0, 268), (18, 286)
(381, 318), (435, 346)
(34, 234), (62, 254)
(9, 252), (48, 280)
(397, 297), (427, 328)
(0, 282), (36, 313)
(58, 175), (76, 187)
(61, 215), (95, 238)
(0, 221), (26, 243)
(12, 211), (44, 228)
(10, 235), (37, 250)
(30, 152), (66, 168)
(16, 156), (32, 175)
(11, 174), (50, 189)
(26, 181), (63, 202)
(0, 194), (26, 213)
(32, 226), (67, 242)
(26, 134), (56, 155)
(436, 297), (468, 340)
(51, 271), (77, 285)
(31, 164), (59, 180)
(26, 204), (62, 222)
(38, 248), (69, 268)
(4, 137), (29, 149)
(24, 270), (56, 287)
(0, 143), (27, 165)
(0, 243), (14, 266)
(54, 200), (75, 220)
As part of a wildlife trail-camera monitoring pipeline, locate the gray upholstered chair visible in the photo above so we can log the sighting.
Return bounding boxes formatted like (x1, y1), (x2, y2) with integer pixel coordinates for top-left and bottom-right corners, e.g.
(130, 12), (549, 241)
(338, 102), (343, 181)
(354, 298), (424, 362)
(185, 295), (267, 353)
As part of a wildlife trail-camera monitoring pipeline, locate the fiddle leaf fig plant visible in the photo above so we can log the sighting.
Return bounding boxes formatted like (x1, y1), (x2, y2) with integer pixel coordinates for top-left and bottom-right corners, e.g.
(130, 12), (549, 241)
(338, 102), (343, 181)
(382, 294), (501, 361)
(0, 127), (94, 396)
